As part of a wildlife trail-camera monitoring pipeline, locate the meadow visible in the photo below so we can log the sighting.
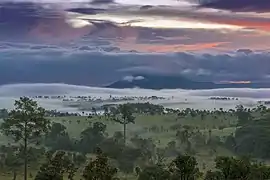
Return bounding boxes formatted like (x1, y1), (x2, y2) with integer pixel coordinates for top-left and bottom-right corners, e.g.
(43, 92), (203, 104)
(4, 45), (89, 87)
(0, 84), (269, 179)
(0, 108), (241, 180)
(52, 112), (237, 164)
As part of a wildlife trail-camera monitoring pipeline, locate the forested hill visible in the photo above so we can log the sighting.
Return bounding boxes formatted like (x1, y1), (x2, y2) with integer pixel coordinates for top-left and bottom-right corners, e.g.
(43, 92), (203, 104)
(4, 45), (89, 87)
(106, 74), (270, 90)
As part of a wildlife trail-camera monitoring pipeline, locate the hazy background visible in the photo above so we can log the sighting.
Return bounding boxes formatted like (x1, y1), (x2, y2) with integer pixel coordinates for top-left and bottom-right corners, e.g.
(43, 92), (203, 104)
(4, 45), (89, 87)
(0, 83), (269, 112)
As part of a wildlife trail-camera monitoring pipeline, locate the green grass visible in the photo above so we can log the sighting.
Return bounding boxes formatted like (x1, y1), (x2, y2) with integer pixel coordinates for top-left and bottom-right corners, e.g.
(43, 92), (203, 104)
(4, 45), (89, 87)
(0, 113), (238, 179)
(49, 113), (237, 148)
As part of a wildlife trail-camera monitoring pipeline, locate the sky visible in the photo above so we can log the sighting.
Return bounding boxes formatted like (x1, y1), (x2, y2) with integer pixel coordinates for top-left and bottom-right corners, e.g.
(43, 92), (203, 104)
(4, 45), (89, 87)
(2, 0), (268, 52)
(1, 0), (270, 85)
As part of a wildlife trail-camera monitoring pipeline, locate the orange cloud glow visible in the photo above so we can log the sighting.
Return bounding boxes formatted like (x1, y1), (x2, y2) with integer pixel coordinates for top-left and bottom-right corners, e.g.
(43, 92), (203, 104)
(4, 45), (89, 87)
(114, 41), (229, 52)
(216, 19), (270, 32)
(196, 13), (270, 32)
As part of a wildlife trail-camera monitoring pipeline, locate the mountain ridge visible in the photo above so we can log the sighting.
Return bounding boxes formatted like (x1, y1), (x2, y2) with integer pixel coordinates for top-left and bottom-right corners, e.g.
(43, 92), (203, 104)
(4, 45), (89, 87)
(106, 74), (270, 89)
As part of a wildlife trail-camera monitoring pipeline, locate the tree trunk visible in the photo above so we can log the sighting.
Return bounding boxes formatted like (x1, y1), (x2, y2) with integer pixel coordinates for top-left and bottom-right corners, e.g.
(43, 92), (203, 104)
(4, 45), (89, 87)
(24, 120), (28, 180)
(13, 171), (17, 180)
(123, 122), (126, 146)
(24, 137), (27, 180)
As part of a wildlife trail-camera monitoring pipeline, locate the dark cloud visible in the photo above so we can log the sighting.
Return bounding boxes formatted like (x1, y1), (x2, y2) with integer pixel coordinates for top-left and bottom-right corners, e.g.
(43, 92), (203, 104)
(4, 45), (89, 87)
(0, 1), (98, 43)
(91, 0), (115, 4)
(1, 0), (269, 47)
(236, 49), (253, 55)
(1, 45), (270, 85)
(200, 0), (270, 12)
(0, 49), (128, 86)
(0, 2), (46, 41)
(0, 1), (143, 43)
(140, 5), (154, 10)
(66, 7), (106, 15)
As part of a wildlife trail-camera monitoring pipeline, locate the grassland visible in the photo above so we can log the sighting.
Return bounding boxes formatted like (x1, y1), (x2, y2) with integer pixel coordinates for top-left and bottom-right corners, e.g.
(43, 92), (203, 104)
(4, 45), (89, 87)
(0, 112), (238, 180)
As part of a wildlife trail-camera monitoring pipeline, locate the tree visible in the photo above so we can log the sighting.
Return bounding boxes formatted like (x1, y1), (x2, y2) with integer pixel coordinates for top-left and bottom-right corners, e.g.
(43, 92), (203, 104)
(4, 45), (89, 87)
(176, 128), (191, 145)
(256, 104), (267, 115)
(204, 170), (224, 180)
(235, 105), (252, 126)
(91, 107), (97, 116)
(230, 116), (270, 158)
(135, 166), (141, 176)
(82, 148), (119, 180)
(103, 106), (109, 118)
(112, 104), (135, 146)
(1, 97), (51, 180)
(4, 148), (24, 180)
(35, 151), (76, 180)
(79, 122), (107, 153)
(138, 165), (170, 180)
(73, 153), (86, 166)
(169, 155), (202, 180)
(0, 108), (8, 118)
(210, 156), (270, 180)
(47, 123), (67, 139)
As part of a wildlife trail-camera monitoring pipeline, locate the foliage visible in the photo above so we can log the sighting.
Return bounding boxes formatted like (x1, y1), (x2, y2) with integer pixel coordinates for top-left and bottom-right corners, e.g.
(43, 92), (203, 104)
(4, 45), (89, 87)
(3, 99), (270, 180)
(3, 147), (24, 180)
(0, 97), (51, 180)
(138, 165), (171, 180)
(112, 104), (135, 145)
(1, 97), (51, 143)
(124, 103), (164, 115)
(204, 170), (224, 180)
(47, 123), (67, 139)
(45, 123), (74, 151)
(169, 155), (202, 180)
(0, 108), (8, 119)
(35, 151), (77, 180)
(98, 133), (143, 173)
(205, 156), (270, 180)
(78, 122), (107, 153)
(235, 105), (252, 126)
(226, 116), (270, 158)
(116, 147), (141, 173)
(82, 148), (119, 180)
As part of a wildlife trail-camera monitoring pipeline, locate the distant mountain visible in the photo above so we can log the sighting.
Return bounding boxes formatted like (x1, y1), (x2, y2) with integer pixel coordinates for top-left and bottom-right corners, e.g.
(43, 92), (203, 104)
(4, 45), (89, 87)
(106, 74), (270, 89)
(106, 74), (216, 89)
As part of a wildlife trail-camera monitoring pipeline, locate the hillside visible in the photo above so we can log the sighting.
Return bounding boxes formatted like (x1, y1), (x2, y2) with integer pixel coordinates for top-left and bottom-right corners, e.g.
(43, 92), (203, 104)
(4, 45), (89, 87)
(106, 74), (270, 89)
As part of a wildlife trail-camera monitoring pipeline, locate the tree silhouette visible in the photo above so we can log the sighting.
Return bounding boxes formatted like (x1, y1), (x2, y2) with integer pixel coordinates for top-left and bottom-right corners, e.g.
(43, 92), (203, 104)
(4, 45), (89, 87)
(0, 97), (51, 180)
(112, 104), (135, 146)
(103, 106), (109, 118)
(91, 107), (97, 116)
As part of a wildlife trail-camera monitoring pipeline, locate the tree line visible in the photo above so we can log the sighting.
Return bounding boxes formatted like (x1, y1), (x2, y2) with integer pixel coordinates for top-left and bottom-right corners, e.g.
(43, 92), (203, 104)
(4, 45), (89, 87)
(1, 97), (270, 179)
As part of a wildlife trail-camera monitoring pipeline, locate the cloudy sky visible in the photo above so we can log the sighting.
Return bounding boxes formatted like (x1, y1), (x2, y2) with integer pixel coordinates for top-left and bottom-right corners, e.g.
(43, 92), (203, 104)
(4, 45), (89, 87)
(1, 0), (270, 86)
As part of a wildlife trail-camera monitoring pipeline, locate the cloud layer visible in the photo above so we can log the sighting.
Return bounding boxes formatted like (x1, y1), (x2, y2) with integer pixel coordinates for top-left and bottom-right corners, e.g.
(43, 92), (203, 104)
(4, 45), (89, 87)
(1, 44), (270, 86)
(1, 0), (270, 52)
(1, 0), (270, 86)
(200, 0), (270, 12)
